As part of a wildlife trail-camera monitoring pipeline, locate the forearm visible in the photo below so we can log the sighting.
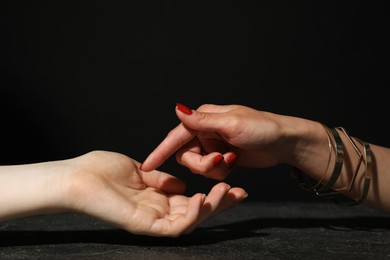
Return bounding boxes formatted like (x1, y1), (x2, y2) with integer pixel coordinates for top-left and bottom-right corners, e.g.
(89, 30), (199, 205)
(286, 118), (390, 214)
(0, 161), (70, 221)
(362, 144), (390, 213)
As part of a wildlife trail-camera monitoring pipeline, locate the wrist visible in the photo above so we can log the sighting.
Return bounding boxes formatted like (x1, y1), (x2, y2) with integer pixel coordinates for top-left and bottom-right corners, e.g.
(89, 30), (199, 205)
(40, 159), (77, 213)
(283, 117), (330, 180)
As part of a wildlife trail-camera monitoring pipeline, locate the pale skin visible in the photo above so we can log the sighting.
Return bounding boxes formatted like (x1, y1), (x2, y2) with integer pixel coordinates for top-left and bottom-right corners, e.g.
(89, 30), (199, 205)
(0, 150), (247, 237)
(140, 103), (390, 214)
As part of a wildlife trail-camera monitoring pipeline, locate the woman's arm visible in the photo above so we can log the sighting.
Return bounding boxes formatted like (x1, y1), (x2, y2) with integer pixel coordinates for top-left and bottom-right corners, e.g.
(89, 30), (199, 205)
(141, 103), (390, 214)
(0, 150), (247, 237)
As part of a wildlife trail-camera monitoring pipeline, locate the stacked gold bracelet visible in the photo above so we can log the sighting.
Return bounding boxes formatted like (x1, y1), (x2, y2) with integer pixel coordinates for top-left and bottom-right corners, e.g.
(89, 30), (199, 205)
(291, 125), (372, 205)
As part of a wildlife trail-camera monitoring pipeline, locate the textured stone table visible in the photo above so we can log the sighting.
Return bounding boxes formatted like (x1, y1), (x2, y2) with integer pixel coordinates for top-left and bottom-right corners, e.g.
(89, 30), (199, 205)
(1, 201), (389, 259)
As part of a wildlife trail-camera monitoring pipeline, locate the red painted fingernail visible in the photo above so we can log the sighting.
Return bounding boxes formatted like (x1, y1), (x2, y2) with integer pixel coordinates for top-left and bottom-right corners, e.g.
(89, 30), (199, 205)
(212, 154), (224, 166)
(176, 103), (193, 115)
(226, 153), (238, 168)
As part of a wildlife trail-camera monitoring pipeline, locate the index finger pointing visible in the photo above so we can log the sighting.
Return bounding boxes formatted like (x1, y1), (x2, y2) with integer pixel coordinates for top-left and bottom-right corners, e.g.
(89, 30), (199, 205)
(140, 123), (196, 172)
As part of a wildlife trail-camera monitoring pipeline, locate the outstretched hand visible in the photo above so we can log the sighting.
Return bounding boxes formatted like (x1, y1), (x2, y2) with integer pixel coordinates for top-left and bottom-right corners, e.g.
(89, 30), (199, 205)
(65, 151), (247, 237)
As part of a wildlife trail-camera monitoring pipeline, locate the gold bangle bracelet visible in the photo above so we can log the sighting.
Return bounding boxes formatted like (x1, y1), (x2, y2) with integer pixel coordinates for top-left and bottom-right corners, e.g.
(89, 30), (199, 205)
(347, 139), (372, 205)
(291, 124), (344, 195)
(291, 125), (371, 206)
(315, 127), (344, 193)
(318, 127), (364, 196)
(326, 139), (372, 206)
(291, 123), (333, 191)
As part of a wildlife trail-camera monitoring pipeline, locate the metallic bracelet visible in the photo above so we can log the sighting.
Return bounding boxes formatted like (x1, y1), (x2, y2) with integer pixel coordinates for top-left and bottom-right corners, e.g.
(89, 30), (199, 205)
(317, 127), (364, 196)
(292, 125), (372, 206)
(291, 124), (344, 194)
(291, 123), (333, 191)
(315, 127), (344, 193)
(334, 138), (372, 206)
(354, 140), (372, 204)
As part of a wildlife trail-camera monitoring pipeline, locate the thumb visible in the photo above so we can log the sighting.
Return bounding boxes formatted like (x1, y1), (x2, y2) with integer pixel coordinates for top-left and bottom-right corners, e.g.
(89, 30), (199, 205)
(176, 103), (230, 135)
(139, 168), (186, 194)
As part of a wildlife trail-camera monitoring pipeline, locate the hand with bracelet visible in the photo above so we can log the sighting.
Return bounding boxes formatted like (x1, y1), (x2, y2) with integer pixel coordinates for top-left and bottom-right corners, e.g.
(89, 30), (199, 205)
(0, 150), (247, 237)
(140, 103), (390, 214)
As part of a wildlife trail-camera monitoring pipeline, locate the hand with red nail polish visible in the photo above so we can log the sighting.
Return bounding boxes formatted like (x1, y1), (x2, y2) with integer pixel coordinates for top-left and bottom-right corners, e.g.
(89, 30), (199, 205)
(140, 103), (390, 215)
(141, 103), (298, 180)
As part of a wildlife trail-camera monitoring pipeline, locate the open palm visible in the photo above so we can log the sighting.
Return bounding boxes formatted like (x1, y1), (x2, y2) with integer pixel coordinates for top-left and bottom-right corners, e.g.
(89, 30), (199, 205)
(65, 151), (246, 237)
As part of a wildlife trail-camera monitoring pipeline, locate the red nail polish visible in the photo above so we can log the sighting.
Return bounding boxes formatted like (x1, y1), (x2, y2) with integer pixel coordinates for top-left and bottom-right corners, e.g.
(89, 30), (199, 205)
(176, 103), (193, 115)
(226, 153), (238, 168)
(212, 154), (224, 166)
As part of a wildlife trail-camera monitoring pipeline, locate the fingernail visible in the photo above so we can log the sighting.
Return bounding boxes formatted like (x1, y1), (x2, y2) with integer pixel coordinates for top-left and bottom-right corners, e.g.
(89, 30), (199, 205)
(176, 103), (193, 115)
(226, 153), (238, 168)
(212, 154), (224, 166)
(243, 192), (248, 199)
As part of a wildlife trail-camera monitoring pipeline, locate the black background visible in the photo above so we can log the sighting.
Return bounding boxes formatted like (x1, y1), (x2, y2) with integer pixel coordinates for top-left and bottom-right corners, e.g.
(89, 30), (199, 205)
(1, 1), (389, 201)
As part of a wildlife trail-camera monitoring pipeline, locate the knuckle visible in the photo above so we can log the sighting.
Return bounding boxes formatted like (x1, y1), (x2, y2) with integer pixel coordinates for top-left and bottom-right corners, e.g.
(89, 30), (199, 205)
(197, 104), (213, 112)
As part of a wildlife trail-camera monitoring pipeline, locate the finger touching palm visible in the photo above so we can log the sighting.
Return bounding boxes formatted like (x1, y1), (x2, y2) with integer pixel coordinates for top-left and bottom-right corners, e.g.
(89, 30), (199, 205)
(66, 151), (246, 237)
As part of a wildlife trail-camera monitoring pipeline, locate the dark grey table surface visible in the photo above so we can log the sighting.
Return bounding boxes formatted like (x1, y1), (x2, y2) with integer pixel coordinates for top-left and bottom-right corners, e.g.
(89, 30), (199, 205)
(0, 201), (389, 260)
